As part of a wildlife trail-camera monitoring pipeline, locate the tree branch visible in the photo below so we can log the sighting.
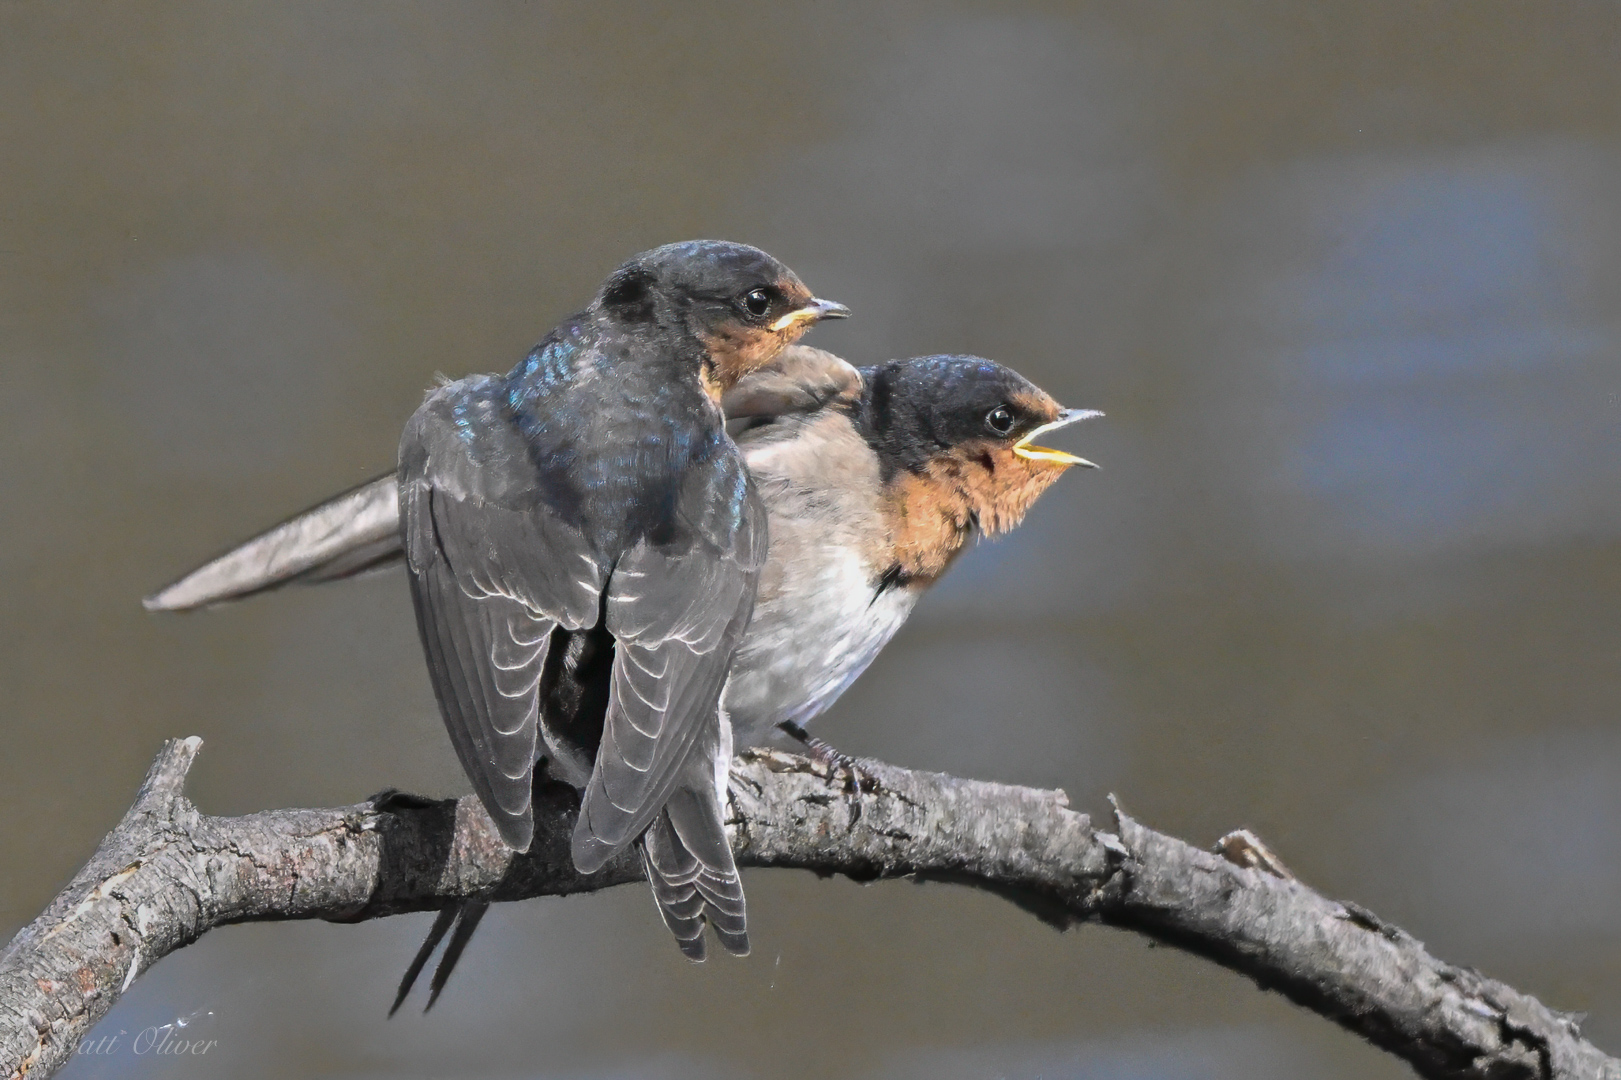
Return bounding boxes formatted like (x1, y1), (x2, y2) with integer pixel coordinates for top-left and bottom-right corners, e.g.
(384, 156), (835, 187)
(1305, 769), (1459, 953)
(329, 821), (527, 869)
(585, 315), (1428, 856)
(1, 739), (1614, 1080)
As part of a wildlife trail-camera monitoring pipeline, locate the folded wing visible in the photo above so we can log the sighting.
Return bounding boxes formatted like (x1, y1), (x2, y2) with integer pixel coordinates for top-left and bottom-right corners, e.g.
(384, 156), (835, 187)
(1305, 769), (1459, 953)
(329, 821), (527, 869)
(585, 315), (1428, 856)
(572, 459), (767, 873)
(401, 378), (605, 852)
(143, 474), (402, 611)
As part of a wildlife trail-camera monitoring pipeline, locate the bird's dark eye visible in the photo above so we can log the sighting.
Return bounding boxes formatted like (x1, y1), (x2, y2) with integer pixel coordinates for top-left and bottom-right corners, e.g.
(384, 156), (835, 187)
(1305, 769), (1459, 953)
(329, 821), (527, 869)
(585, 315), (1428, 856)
(985, 405), (1016, 435)
(743, 288), (773, 318)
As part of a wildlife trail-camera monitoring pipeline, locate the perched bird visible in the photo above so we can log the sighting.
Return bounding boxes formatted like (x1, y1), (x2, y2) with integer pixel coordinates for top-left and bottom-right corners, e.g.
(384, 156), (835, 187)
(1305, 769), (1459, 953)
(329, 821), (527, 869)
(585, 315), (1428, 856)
(404, 241), (848, 966)
(146, 345), (1098, 1003)
(715, 347), (1098, 750)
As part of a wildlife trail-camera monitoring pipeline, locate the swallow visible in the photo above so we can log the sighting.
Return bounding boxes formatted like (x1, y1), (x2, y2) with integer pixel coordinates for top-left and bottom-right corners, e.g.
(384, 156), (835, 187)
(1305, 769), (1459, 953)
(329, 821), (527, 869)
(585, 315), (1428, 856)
(398, 240), (847, 967)
(145, 345), (1098, 1002)
(716, 347), (1097, 752)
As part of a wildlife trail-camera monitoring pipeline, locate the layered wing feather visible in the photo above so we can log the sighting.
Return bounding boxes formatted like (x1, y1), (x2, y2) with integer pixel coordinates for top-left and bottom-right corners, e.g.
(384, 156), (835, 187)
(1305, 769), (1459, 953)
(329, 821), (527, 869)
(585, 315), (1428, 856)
(572, 459), (768, 873)
(722, 345), (862, 441)
(143, 474), (402, 611)
(401, 377), (605, 852)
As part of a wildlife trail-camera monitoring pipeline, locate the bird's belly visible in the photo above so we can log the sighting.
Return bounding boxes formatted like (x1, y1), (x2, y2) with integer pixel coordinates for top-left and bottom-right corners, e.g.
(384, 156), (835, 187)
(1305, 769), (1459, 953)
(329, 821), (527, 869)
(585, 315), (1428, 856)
(723, 547), (917, 747)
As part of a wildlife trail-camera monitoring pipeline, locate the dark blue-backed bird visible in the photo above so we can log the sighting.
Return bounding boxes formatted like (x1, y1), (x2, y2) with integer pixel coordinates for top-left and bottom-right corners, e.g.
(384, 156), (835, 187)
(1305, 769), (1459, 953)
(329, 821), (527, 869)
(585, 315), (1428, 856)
(146, 344), (1099, 1004)
(396, 241), (847, 964)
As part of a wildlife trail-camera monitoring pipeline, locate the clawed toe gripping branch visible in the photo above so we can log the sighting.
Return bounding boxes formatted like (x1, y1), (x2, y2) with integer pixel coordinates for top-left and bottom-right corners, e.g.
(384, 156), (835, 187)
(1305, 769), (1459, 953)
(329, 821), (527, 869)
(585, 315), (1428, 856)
(1, 737), (1615, 1080)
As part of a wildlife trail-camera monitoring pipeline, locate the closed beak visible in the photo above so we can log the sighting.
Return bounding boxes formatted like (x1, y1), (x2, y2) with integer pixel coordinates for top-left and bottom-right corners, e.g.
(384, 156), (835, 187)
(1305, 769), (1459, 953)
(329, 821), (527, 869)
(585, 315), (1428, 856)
(769, 297), (852, 331)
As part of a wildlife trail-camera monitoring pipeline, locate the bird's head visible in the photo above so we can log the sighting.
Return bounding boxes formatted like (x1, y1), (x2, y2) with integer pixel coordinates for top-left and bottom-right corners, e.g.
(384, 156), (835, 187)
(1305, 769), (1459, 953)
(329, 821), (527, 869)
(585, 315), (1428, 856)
(860, 355), (1100, 581)
(595, 240), (849, 398)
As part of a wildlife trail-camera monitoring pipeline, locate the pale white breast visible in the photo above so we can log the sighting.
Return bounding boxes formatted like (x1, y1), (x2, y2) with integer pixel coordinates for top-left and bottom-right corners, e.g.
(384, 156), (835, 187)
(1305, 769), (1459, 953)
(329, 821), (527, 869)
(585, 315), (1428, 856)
(721, 410), (921, 746)
(724, 544), (917, 746)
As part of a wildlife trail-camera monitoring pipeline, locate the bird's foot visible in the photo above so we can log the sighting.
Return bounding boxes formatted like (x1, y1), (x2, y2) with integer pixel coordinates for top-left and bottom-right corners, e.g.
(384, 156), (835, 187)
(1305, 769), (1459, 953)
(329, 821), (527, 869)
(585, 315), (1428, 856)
(776, 721), (878, 794)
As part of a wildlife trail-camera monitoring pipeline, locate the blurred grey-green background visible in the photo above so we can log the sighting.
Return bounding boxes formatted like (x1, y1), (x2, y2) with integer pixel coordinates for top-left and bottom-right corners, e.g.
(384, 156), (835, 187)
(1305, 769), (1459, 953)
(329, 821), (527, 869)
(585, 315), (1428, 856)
(4, 2), (1620, 1077)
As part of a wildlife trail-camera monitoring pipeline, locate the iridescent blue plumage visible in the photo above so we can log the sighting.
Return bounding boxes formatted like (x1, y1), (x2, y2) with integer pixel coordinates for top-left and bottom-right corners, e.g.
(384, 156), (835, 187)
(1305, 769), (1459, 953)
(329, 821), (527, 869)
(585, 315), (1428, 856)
(398, 240), (848, 962)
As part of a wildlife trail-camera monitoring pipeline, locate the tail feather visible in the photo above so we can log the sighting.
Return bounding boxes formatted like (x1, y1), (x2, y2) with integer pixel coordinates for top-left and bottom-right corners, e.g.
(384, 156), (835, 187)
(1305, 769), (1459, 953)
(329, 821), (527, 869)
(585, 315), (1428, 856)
(642, 814), (709, 960)
(640, 766), (749, 962)
(389, 905), (458, 1017)
(389, 900), (490, 1016)
(426, 901), (489, 1011)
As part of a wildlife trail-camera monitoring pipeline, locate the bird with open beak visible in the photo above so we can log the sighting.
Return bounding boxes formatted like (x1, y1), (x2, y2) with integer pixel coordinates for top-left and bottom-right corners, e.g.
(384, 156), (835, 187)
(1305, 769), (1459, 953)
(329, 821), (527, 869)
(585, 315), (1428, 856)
(145, 344), (1099, 1003)
(719, 348), (1098, 749)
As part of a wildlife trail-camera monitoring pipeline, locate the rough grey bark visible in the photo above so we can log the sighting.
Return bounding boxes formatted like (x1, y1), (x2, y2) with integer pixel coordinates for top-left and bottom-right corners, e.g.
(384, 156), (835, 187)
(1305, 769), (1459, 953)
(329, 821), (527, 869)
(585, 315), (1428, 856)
(1, 738), (1615, 1080)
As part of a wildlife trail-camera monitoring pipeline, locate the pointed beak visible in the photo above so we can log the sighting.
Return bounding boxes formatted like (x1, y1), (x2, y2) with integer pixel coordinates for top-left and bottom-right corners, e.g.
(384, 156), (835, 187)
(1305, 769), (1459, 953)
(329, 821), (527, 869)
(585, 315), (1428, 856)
(1012, 408), (1103, 468)
(769, 297), (852, 332)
